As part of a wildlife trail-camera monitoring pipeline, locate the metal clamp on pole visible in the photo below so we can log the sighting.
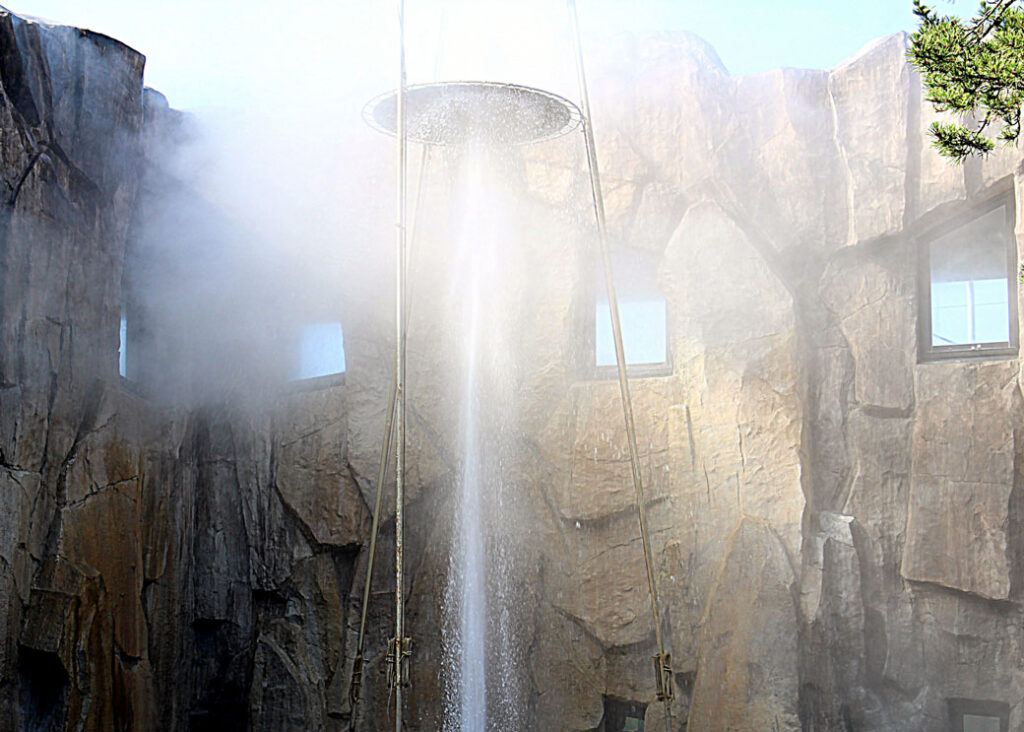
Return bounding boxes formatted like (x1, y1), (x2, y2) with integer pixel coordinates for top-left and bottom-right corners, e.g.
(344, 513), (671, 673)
(386, 636), (413, 690)
(653, 652), (674, 702)
(350, 654), (366, 704)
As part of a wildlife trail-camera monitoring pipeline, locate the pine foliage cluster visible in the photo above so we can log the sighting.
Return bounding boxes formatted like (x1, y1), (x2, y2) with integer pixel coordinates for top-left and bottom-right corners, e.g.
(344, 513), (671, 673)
(908, 0), (1024, 161)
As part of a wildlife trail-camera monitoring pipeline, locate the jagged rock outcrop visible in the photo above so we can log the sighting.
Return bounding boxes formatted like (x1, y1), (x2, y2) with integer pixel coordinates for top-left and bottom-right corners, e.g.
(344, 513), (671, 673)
(0, 8), (146, 729)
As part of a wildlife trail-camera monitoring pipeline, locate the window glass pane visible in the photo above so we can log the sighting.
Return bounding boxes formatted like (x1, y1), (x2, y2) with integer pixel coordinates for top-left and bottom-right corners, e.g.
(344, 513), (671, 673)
(931, 281), (969, 345)
(963, 714), (1001, 732)
(596, 297), (667, 366)
(594, 249), (668, 369)
(296, 322), (345, 379)
(929, 204), (1011, 347)
(119, 313), (128, 378)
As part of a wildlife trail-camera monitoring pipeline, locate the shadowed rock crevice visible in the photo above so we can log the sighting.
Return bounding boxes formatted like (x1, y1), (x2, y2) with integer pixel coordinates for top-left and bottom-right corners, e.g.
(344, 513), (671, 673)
(0, 13), (41, 127)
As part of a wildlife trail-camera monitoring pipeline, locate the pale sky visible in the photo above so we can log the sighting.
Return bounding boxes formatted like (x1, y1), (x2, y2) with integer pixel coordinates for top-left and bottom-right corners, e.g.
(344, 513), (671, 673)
(3, 0), (979, 110)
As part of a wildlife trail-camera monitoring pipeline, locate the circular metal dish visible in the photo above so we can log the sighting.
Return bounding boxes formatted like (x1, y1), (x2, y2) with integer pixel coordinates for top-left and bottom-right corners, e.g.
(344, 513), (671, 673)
(363, 81), (582, 146)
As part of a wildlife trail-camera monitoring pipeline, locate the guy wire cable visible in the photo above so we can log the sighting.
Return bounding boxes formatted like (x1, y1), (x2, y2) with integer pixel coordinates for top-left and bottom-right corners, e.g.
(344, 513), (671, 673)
(567, 1), (674, 729)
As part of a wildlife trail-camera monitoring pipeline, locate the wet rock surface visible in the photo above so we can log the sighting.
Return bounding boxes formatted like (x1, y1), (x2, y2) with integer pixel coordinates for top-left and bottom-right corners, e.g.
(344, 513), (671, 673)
(3, 7), (1024, 731)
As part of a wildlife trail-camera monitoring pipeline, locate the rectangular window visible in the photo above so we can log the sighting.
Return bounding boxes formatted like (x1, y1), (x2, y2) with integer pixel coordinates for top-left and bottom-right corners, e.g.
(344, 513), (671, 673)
(295, 322), (345, 381)
(118, 310), (128, 378)
(922, 197), (1017, 360)
(589, 248), (671, 378)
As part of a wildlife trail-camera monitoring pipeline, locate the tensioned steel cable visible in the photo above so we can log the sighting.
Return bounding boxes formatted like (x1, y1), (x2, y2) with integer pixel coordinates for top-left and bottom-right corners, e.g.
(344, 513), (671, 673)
(567, 1), (674, 729)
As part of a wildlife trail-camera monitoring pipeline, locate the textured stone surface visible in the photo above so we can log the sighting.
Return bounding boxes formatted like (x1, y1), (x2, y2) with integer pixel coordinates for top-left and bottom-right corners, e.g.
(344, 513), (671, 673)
(820, 243), (916, 412)
(903, 361), (1019, 599)
(828, 33), (912, 245)
(275, 387), (369, 547)
(662, 201), (805, 550)
(550, 511), (656, 648)
(529, 609), (606, 732)
(688, 519), (800, 731)
(557, 379), (676, 522)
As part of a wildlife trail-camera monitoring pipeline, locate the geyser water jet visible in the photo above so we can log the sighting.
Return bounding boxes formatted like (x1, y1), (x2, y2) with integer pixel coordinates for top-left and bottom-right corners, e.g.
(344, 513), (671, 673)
(442, 148), (522, 731)
(358, 78), (582, 730)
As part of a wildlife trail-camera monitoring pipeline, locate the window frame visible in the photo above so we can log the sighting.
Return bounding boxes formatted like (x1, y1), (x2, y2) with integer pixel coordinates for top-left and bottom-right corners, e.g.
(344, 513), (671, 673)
(584, 250), (673, 380)
(918, 191), (1019, 362)
(288, 370), (346, 392)
(947, 698), (1009, 732)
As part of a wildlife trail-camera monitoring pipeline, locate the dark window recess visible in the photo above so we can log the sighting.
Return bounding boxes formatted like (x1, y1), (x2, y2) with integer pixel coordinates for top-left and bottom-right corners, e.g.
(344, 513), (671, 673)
(601, 697), (647, 732)
(189, 618), (248, 732)
(19, 646), (69, 732)
(588, 248), (671, 378)
(921, 196), (1018, 360)
(948, 698), (1009, 732)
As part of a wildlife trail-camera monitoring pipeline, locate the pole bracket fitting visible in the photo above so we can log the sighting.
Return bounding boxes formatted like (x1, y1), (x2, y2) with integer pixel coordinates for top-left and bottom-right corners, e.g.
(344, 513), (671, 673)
(653, 652), (673, 702)
(386, 636), (413, 690)
(350, 654), (365, 704)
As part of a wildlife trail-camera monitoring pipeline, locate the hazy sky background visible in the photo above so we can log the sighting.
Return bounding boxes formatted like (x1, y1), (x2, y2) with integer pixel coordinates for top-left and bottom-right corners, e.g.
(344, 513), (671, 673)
(6, 0), (979, 111)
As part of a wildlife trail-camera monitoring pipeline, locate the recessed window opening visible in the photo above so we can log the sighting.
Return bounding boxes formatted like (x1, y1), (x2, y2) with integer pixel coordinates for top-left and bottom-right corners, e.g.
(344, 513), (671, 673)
(923, 199), (1017, 359)
(118, 309), (128, 378)
(948, 698), (1009, 732)
(591, 249), (669, 376)
(600, 697), (647, 732)
(295, 322), (345, 380)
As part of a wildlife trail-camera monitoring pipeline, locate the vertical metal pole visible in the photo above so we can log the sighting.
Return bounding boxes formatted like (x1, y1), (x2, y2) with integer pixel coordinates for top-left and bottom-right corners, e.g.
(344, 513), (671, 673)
(350, 145), (432, 714)
(394, 0), (408, 728)
(567, 2), (673, 729)
(352, 9), (441, 717)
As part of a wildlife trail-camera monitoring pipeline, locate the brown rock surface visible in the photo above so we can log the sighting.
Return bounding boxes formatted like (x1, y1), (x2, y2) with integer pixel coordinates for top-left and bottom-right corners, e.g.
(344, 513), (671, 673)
(828, 33), (912, 246)
(687, 518), (801, 731)
(903, 361), (1020, 599)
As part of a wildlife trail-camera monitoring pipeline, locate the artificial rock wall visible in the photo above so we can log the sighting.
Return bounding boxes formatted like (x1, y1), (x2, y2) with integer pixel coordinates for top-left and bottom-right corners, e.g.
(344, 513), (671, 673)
(2, 7), (1024, 731)
(0, 10), (370, 731)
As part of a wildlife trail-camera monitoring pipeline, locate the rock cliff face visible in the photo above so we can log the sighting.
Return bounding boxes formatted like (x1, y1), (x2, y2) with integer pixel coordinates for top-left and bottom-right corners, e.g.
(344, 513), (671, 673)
(2, 7), (1024, 731)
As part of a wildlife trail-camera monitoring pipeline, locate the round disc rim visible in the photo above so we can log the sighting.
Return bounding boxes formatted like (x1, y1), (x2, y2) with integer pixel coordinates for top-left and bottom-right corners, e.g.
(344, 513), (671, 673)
(363, 80), (583, 146)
